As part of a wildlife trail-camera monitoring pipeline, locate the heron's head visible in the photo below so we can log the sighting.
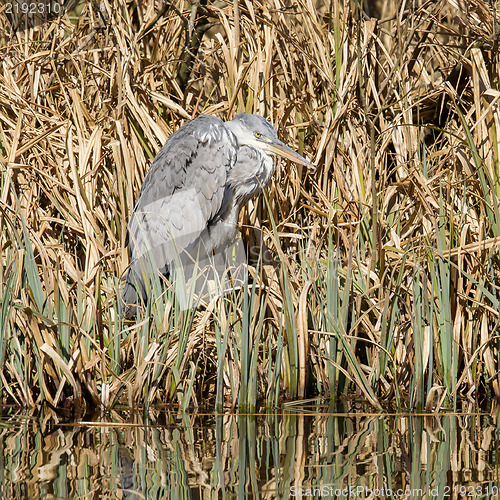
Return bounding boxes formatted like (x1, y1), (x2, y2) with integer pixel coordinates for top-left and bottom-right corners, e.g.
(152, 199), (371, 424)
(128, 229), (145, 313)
(226, 113), (315, 169)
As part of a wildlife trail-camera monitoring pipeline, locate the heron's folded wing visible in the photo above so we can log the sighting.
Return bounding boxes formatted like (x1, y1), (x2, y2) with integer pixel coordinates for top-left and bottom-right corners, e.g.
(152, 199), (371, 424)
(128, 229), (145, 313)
(126, 115), (237, 271)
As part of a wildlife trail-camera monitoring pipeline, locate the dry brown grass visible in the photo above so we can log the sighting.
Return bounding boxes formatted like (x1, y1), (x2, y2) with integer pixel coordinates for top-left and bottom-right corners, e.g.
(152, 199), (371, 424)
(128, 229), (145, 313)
(0, 0), (500, 411)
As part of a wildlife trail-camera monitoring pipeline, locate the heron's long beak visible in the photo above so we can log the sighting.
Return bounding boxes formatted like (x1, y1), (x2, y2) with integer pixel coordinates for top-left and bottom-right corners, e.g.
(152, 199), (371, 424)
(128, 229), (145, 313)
(266, 139), (315, 170)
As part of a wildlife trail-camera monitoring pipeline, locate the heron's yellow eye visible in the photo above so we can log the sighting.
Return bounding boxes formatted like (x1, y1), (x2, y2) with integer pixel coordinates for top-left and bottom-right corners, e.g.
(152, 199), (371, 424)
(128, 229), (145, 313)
(254, 132), (262, 138)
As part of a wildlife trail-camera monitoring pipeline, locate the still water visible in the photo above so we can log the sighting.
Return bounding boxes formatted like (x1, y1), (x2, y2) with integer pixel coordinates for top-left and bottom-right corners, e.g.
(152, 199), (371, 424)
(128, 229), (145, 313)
(0, 403), (499, 498)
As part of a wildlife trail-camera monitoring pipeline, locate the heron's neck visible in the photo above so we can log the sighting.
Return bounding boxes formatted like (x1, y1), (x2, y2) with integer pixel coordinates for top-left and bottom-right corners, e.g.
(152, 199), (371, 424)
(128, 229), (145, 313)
(235, 148), (274, 205)
(209, 146), (275, 236)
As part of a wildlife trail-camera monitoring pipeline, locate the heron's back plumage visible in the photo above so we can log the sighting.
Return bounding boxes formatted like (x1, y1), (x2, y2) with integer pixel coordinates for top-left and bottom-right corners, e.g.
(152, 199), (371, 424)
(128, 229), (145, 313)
(121, 113), (282, 316)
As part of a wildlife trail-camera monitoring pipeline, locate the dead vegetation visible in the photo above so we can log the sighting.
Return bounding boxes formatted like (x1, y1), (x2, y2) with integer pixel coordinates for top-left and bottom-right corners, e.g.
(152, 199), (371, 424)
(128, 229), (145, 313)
(0, 0), (499, 411)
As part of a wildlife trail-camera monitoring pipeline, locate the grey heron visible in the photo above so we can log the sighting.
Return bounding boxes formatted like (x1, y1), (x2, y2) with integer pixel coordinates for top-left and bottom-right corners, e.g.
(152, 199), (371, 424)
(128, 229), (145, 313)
(121, 113), (314, 316)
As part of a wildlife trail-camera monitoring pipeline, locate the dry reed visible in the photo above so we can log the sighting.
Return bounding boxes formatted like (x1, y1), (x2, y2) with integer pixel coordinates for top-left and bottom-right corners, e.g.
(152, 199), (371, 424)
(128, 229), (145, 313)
(0, 0), (499, 411)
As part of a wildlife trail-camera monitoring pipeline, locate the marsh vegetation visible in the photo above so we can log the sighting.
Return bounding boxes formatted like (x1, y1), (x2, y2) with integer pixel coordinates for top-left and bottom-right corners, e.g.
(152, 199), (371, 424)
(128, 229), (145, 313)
(0, 0), (499, 412)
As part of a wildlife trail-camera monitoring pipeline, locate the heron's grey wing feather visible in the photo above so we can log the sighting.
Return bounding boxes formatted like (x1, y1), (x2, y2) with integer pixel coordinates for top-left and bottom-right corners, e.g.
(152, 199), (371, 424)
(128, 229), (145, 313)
(123, 115), (237, 306)
(208, 185), (233, 225)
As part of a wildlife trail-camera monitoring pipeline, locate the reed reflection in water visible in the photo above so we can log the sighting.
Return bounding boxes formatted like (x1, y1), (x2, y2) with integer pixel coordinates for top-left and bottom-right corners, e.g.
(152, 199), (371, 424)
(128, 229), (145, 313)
(0, 406), (499, 498)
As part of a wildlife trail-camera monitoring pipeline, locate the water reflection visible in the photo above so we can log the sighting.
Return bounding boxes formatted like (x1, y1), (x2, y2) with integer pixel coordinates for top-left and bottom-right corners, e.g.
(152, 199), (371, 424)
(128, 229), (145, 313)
(0, 405), (499, 498)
